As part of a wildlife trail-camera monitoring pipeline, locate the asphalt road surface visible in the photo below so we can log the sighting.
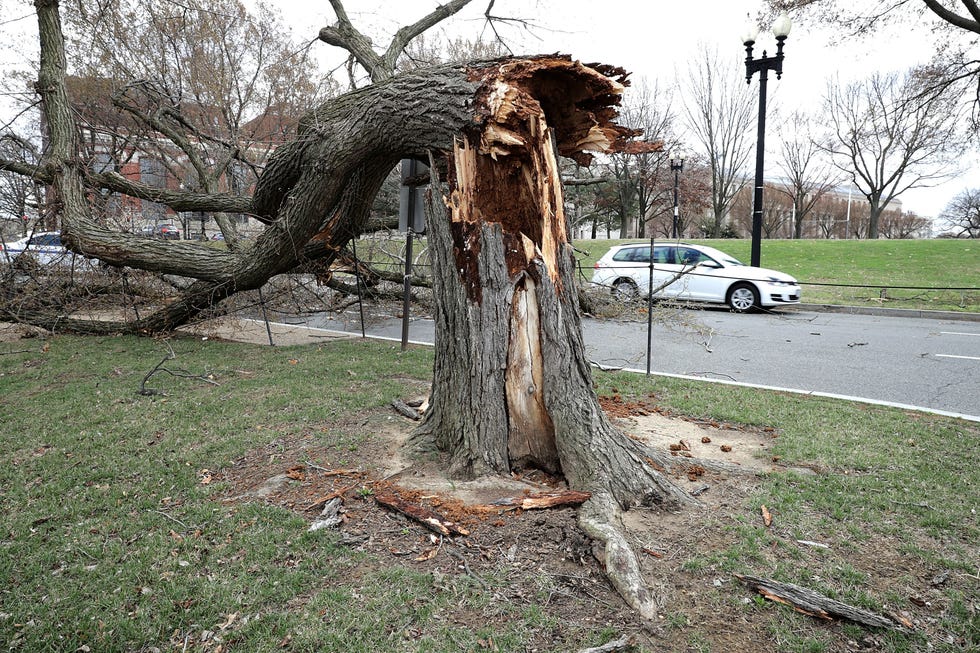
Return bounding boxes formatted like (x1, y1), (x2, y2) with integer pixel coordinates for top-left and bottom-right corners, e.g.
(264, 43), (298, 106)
(302, 307), (980, 420)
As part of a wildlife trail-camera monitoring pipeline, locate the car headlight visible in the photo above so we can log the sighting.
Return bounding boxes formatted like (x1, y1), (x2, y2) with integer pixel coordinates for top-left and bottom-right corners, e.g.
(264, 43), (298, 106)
(766, 277), (797, 287)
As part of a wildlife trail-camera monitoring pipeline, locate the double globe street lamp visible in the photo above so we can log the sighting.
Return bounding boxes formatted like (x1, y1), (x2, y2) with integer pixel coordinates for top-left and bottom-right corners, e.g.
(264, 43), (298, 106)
(743, 11), (792, 267)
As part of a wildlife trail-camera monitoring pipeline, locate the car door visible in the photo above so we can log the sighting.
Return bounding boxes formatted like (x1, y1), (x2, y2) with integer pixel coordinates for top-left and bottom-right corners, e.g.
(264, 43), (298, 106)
(29, 234), (63, 265)
(673, 246), (727, 302)
(649, 245), (678, 298)
(611, 245), (651, 292)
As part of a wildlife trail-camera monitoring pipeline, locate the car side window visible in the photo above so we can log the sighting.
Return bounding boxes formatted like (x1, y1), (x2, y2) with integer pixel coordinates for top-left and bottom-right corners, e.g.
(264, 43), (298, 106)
(29, 234), (60, 247)
(612, 248), (633, 262)
(653, 246), (674, 264)
(613, 247), (650, 263)
(677, 247), (702, 265)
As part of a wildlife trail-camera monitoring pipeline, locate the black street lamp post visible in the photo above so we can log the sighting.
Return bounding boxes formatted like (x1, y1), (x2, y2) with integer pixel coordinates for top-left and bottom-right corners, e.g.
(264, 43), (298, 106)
(670, 151), (684, 239)
(743, 12), (791, 268)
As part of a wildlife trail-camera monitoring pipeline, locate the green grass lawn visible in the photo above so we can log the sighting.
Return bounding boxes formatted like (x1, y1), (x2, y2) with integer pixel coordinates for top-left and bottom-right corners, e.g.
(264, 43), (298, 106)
(571, 238), (979, 312)
(1, 335), (977, 652)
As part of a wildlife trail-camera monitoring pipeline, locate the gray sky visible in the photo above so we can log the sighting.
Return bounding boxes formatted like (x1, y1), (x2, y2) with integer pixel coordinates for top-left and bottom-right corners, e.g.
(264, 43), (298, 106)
(284, 0), (965, 217)
(2, 0), (972, 217)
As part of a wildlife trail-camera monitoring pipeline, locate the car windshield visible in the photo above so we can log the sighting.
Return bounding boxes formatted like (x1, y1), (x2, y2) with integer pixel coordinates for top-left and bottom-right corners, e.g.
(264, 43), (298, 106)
(697, 245), (742, 266)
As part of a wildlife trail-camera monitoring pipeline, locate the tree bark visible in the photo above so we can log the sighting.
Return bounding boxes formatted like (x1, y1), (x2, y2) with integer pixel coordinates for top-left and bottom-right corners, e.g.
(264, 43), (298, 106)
(402, 57), (691, 618)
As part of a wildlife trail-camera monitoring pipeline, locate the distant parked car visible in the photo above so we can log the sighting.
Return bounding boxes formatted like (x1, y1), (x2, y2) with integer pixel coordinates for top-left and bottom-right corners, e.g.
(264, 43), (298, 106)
(0, 231), (100, 268)
(590, 242), (801, 312)
(140, 224), (181, 240)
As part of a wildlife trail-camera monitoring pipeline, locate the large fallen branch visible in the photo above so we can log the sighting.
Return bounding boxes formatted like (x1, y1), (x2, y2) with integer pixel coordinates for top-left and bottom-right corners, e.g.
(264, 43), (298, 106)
(735, 574), (912, 631)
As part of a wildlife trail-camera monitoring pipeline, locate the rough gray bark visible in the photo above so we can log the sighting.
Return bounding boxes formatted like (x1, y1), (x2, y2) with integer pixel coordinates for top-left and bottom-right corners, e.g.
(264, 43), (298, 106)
(400, 58), (694, 618)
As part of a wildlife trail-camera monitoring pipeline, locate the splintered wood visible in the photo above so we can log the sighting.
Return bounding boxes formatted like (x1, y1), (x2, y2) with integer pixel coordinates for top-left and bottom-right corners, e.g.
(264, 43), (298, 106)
(374, 490), (471, 537)
(489, 490), (592, 510)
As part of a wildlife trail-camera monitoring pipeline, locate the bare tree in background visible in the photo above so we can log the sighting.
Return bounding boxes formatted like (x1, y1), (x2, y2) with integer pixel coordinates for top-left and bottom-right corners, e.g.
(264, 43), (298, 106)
(681, 48), (755, 237)
(601, 80), (675, 238)
(774, 111), (840, 238)
(0, 135), (43, 235)
(768, 1), (980, 127)
(939, 187), (980, 237)
(62, 0), (333, 248)
(822, 71), (963, 238)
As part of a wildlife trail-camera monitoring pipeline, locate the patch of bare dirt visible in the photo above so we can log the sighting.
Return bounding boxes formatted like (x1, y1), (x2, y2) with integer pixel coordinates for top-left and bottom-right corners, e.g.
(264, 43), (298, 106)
(213, 390), (838, 652)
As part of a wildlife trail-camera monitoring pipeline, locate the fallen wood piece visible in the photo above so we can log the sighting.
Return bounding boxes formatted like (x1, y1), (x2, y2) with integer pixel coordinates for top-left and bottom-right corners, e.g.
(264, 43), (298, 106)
(391, 399), (421, 420)
(796, 539), (830, 549)
(761, 504), (773, 527)
(308, 498), (343, 532)
(576, 634), (635, 653)
(374, 491), (470, 537)
(490, 490), (592, 510)
(735, 574), (910, 631)
(303, 462), (362, 477)
(306, 483), (359, 512)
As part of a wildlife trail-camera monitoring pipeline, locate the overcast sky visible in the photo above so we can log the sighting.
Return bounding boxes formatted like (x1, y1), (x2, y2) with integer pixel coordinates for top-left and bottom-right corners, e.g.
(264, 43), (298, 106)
(2, 0), (972, 217)
(281, 0), (967, 217)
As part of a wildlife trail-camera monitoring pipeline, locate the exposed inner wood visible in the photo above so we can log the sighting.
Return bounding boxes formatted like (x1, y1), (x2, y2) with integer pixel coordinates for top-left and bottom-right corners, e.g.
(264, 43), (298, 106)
(506, 276), (559, 472)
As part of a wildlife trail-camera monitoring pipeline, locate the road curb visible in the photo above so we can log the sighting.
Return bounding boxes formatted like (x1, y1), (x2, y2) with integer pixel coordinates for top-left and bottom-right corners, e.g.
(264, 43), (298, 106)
(792, 304), (980, 322)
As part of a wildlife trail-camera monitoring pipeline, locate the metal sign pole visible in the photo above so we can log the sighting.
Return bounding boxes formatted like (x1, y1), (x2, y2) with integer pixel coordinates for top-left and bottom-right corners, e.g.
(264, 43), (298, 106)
(398, 157), (428, 351)
(646, 237), (654, 376)
(350, 237), (366, 339)
(400, 229), (414, 351)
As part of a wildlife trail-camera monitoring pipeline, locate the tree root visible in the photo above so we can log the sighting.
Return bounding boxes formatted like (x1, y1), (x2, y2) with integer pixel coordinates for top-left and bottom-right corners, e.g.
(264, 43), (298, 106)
(578, 492), (659, 620)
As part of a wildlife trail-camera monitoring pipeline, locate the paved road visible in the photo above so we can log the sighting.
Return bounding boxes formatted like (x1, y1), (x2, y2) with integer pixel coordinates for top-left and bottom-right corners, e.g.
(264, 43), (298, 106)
(301, 307), (980, 420)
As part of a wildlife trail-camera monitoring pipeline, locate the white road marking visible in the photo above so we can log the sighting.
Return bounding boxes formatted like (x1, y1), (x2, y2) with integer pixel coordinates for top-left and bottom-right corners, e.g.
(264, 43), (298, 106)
(940, 331), (980, 337)
(936, 354), (980, 361)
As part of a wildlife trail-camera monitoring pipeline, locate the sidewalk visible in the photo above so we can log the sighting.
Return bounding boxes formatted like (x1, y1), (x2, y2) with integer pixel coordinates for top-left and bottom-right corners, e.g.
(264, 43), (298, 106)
(180, 316), (360, 347)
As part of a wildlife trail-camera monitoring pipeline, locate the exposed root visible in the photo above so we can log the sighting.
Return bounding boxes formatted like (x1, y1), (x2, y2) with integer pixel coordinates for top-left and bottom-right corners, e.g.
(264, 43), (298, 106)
(578, 492), (658, 620)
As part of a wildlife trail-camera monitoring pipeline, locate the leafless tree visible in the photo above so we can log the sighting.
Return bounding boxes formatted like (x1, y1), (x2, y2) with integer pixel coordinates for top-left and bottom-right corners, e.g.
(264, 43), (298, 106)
(774, 111), (840, 238)
(0, 135), (43, 235)
(600, 81), (675, 238)
(822, 71), (964, 238)
(681, 48), (755, 237)
(879, 208), (932, 238)
(768, 1), (980, 127)
(939, 187), (980, 236)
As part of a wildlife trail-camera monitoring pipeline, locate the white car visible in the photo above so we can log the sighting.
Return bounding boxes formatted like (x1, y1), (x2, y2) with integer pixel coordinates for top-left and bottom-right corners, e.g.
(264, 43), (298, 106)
(590, 242), (801, 312)
(0, 231), (99, 268)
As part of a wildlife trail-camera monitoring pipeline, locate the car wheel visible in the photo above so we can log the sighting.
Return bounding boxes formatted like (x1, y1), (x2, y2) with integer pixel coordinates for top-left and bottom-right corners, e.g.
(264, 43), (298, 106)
(727, 282), (759, 312)
(612, 279), (639, 301)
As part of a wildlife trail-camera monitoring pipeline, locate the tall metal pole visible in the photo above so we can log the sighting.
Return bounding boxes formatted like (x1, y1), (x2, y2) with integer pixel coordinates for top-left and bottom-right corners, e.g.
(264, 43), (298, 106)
(670, 155), (683, 239)
(750, 69), (768, 268)
(645, 235), (654, 376)
(400, 229), (414, 351)
(744, 13), (790, 267)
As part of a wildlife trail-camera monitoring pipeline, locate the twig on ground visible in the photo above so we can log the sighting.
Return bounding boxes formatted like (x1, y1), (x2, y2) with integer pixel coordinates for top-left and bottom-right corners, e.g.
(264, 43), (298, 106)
(446, 546), (489, 589)
(151, 509), (189, 529)
(137, 340), (219, 396)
